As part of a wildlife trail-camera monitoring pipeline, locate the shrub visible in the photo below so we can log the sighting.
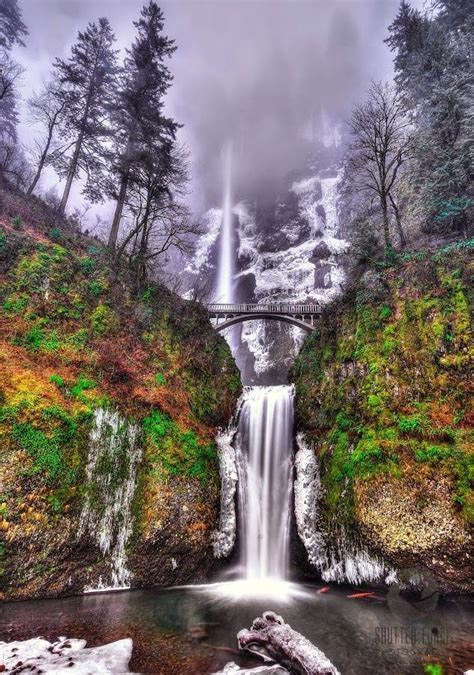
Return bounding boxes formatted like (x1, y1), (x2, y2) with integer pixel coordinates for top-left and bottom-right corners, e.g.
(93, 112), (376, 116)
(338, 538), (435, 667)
(90, 303), (116, 336)
(154, 372), (165, 386)
(399, 415), (424, 435)
(79, 256), (95, 274)
(415, 444), (451, 464)
(379, 305), (391, 320)
(22, 326), (60, 352)
(71, 375), (96, 400)
(49, 374), (64, 388)
(88, 280), (103, 297)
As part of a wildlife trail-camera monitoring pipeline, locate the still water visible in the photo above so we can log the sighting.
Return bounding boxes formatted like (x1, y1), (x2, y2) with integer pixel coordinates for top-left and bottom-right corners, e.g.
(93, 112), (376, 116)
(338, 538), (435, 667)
(1, 583), (472, 674)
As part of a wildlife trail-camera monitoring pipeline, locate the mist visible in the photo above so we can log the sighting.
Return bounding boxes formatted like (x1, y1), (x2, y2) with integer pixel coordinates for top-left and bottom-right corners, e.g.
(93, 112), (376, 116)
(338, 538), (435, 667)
(15, 0), (409, 217)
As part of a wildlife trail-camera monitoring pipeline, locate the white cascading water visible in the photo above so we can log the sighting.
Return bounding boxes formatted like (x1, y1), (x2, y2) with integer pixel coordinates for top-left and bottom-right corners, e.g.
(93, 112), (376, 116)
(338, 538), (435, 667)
(215, 140), (234, 303)
(234, 385), (295, 581)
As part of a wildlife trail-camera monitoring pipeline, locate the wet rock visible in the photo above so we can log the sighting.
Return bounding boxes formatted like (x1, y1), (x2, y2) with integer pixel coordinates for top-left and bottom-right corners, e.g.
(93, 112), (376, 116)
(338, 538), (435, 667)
(310, 241), (331, 263)
(314, 264), (333, 289)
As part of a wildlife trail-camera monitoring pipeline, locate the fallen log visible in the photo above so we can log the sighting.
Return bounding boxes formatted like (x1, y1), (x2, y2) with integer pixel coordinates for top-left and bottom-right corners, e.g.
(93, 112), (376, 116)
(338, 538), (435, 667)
(237, 611), (340, 675)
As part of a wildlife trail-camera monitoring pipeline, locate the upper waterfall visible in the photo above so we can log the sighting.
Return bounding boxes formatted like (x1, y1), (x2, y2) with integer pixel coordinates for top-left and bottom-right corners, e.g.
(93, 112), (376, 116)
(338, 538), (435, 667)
(215, 141), (234, 303)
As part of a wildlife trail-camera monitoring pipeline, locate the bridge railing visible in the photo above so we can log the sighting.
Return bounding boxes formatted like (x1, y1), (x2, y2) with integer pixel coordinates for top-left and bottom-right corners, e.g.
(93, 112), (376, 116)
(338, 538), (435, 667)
(206, 303), (320, 314)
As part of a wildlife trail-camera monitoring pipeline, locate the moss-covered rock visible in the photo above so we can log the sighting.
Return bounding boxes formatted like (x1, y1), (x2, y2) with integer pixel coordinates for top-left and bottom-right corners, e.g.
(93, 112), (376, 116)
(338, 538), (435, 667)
(291, 241), (473, 592)
(0, 213), (241, 600)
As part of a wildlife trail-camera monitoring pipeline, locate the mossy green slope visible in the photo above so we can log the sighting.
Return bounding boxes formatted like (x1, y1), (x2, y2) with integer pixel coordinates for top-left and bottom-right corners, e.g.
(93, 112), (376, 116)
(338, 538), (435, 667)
(292, 242), (473, 591)
(0, 217), (241, 599)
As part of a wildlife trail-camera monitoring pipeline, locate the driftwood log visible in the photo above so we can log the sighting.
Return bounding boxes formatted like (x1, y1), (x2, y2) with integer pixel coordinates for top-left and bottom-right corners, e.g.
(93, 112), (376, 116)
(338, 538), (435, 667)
(237, 612), (340, 675)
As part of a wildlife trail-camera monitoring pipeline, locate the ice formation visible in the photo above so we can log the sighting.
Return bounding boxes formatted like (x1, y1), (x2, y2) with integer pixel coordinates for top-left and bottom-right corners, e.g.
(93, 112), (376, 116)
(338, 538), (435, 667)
(79, 408), (142, 590)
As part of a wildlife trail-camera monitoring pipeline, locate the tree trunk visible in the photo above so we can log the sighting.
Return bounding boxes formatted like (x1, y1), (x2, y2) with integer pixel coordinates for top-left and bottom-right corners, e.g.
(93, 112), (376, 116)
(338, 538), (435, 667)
(59, 62), (97, 215)
(26, 154), (47, 198)
(237, 612), (340, 675)
(27, 140), (51, 198)
(59, 130), (84, 214)
(27, 107), (63, 198)
(389, 193), (406, 248)
(380, 193), (392, 254)
(108, 173), (128, 250)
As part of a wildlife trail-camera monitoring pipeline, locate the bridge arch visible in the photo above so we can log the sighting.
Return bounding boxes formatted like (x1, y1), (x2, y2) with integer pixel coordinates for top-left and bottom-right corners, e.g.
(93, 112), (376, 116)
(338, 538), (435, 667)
(213, 313), (315, 333)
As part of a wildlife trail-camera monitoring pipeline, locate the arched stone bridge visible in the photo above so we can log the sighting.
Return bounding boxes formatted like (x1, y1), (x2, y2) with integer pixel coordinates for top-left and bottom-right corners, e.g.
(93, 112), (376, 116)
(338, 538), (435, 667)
(206, 303), (320, 333)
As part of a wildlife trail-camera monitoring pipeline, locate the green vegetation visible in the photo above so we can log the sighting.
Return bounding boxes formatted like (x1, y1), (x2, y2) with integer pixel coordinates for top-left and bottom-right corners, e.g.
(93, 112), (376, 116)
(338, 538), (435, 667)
(424, 665), (443, 675)
(0, 221), (240, 598)
(143, 410), (218, 483)
(49, 374), (65, 388)
(292, 246), (473, 531)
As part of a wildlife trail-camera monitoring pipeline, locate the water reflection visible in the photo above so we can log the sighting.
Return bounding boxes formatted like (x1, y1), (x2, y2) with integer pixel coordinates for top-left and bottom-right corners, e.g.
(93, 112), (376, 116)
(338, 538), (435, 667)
(1, 584), (472, 674)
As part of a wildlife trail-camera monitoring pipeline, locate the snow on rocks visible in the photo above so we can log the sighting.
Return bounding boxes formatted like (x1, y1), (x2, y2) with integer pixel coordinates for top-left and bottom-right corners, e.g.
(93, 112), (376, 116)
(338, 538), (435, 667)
(0, 636), (133, 674)
(186, 207), (223, 274)
(213, 663), (288, 674)
(237, 612), (340, 675)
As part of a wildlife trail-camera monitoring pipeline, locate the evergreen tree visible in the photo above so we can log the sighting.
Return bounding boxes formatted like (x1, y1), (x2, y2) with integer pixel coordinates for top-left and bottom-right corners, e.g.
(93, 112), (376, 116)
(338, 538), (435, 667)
(0, 0), (28, 50)
(386, 0), (473, 234)
(107, 0), (179, 250)
(52, 18), (118, 214)
(0, 0), (27, 178)
(0, 57), (21, 145)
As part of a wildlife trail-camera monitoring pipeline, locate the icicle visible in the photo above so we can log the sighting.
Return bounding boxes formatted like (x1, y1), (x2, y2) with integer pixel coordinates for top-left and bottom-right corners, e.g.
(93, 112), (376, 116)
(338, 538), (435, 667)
(79, 408), (142, 591)
(294, 434), (396, 586)
(213, 427), (239, 558)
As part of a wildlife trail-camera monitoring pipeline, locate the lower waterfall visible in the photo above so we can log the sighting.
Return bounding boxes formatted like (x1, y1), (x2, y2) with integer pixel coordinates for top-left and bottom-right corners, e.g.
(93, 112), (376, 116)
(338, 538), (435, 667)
(234, 385), (295, 581)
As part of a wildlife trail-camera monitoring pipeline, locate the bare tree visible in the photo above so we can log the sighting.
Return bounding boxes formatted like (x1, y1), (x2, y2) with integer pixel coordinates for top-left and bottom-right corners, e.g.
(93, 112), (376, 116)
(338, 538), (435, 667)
(115, 143), (198, 286)
(25, 83), (67, 196)
(121, 196), (204, 286)
(345, 81), (411, 251)
(188, 274), (214, 303)
(0, 55), (21, 102)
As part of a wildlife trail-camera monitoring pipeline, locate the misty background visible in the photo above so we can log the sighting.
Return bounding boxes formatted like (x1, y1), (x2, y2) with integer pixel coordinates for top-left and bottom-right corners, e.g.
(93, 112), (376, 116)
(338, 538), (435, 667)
(13, 0), (419, 223)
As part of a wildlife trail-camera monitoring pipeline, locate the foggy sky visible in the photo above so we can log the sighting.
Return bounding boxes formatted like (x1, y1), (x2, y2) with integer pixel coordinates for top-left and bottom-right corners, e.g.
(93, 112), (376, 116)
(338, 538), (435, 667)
(14, 0), (413, 220)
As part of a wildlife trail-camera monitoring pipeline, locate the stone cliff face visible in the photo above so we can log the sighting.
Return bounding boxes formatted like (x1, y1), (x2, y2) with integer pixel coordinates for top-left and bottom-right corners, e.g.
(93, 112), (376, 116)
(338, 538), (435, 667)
(291, 243), (473, 592)
(0, 203), (241, 601)
(188, 145), (349, 384)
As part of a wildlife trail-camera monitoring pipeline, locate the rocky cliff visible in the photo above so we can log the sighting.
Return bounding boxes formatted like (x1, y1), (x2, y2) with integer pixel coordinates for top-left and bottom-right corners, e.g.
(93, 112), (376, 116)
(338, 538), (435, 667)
(291, 242), (473, 592)
(187, 145), (348, 384)
(0, 194), (241, 600)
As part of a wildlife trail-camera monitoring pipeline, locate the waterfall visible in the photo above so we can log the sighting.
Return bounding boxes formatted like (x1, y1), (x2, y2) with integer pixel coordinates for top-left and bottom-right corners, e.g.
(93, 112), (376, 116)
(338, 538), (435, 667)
(215, 141), (234, 303)
(234, 385), (295, 580)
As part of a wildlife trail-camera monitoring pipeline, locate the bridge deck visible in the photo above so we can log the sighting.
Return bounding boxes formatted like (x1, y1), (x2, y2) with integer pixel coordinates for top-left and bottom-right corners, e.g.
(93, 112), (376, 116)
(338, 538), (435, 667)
(206, 303), (321, 315)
